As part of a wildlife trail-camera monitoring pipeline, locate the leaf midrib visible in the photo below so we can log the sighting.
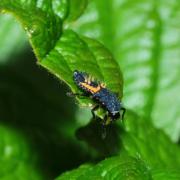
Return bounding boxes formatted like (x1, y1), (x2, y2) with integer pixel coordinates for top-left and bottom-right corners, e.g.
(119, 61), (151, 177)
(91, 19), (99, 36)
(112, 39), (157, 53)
(144, 7), (162, 118)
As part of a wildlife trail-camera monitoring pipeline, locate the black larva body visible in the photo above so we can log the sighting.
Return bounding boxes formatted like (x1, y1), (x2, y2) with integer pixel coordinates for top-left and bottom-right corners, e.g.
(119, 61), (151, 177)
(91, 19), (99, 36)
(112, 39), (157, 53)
(73, 70), (121, 121)
(93, 88), (121, 117)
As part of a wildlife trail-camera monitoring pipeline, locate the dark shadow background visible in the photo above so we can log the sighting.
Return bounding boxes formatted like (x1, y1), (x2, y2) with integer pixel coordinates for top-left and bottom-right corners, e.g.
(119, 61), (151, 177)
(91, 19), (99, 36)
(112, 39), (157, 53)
(0, 46), (92, 179)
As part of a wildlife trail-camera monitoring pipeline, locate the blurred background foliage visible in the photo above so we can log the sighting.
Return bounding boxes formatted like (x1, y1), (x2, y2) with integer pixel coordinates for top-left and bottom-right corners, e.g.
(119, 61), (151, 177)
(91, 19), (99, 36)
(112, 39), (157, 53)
(0, 0), (180, 179)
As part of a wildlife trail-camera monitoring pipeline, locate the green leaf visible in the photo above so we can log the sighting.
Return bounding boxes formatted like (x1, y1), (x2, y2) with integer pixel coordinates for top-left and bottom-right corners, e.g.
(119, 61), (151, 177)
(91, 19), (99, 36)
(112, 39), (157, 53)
(52, 0), (88, 21)
(65, 0), (88, 22)
(56, 164), (92, 180)
(121, 111), (180, 169)
(0, 14), (27, 63)
(152, 169), (180, 180)
(0, 125), (44, 179)
(57, 155), (152, 180)
(73, 0), (180, 141)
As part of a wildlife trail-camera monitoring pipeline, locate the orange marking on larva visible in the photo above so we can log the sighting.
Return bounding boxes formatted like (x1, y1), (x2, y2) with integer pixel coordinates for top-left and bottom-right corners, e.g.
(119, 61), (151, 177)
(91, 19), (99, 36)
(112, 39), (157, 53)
(80, 82), (101, 93)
